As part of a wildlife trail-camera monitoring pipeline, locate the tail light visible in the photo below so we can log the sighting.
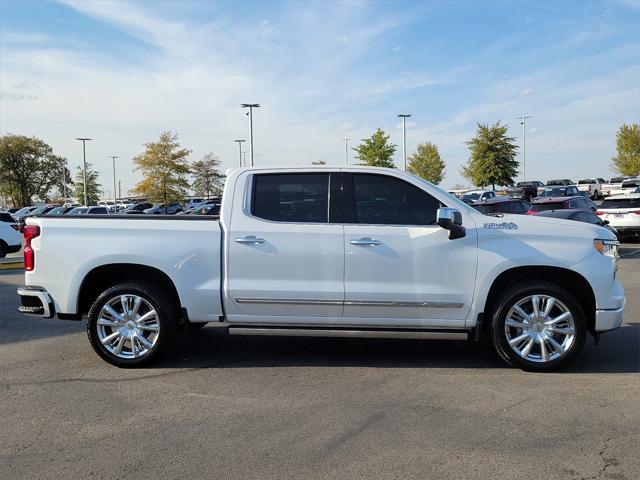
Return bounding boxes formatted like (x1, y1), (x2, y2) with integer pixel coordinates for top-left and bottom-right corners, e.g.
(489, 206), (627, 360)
(10, 224), (20, 231)
(526, 210), (536, 215)
(633, 211), (640, 215)
(23, 225), (40, 272)
(595, 210), (604, 216)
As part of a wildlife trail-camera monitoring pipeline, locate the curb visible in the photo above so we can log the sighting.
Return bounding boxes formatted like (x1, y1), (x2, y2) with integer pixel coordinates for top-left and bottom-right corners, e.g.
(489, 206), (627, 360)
(0, 261), (24, 271)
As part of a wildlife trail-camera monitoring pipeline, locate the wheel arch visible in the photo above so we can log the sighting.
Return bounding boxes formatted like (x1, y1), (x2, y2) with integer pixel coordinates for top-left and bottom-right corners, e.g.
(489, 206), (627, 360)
(481, 266), (596, 335)
(77, 263), (182, 316)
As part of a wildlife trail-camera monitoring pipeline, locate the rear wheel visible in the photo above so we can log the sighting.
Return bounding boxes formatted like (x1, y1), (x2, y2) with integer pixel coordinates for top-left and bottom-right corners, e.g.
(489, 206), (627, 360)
(491, 281), (587, 372)
(87, 282), (178, 367)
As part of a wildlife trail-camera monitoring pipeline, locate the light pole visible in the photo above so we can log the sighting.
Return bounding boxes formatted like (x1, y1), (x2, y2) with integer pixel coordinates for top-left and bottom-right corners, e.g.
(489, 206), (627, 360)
(110, 156), (118, 202)
(517, 115), (531, 181)
(234, 139), (246, 167)
(241, 103), (260, 166)
(397, 114), (411, 171)
(343, 138), (350, 165)
(75, 138), (92, 206)
(61, 158), (67, 201)
(242, 151), (247, 167)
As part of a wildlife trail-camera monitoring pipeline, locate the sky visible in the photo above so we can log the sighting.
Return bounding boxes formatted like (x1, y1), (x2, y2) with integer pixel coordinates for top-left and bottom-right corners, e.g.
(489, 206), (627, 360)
(1, 0), (639, 195)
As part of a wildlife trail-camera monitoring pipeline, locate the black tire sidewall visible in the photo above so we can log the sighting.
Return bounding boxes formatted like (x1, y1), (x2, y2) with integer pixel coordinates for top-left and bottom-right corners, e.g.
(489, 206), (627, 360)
(87, 282), (176, 367)
(491, 281), (587, 372)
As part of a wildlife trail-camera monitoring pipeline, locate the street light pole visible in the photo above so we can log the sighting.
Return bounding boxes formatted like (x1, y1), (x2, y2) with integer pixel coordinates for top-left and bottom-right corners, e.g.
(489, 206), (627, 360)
(241, 104), (260, 167)
(517, 115), (531, 181)
(397, 114), (411, 171)
(343, 138), (350, 165)
(110, 156), (118, 202)
(234, 139), (246, 167)
(242, 151), (247, 167)
(75, 138), (92, 206)
(61, 158), (67, 201)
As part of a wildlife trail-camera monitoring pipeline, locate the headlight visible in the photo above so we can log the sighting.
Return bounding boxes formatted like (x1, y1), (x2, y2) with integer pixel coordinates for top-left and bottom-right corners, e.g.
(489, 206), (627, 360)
(594, 239), (619, 259)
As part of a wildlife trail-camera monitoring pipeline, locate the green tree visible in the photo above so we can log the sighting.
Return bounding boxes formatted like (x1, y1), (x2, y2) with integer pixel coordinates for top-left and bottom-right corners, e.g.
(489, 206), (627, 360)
(353, 129), (397, 168)
(131, 131), (191, 204)
(611, 124), (640, 176)
(407, 142), (446, 184)
(191, 153), (225, 198)
(0, 134), (72, 206)
(74, 162), (101, 205)
(461, 122), (519, 190)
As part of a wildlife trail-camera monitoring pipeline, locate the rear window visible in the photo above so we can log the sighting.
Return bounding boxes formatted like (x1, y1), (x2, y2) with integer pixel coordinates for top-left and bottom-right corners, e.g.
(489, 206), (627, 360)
(0, 212), (14, 222)
(600, 198), (640, 209)
(530, 202), (564, 212)
(577, 179), (594, 184)
(621, 180), (640, 188)
(252, 173), (329, 223)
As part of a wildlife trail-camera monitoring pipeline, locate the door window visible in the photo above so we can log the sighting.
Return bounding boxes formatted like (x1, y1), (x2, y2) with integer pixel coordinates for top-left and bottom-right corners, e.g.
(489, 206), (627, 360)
(350, 174), (440, 225)
(252, 173), (329, 223)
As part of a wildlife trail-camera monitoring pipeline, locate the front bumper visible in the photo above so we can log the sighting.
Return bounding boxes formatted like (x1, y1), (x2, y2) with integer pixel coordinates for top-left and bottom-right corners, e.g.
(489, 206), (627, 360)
(594, 278), (625, 332)
(17, 286), (55, 319)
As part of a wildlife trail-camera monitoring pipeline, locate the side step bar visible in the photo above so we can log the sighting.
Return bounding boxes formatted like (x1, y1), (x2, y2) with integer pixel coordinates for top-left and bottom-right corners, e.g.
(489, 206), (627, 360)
(228, 327), (468, 341)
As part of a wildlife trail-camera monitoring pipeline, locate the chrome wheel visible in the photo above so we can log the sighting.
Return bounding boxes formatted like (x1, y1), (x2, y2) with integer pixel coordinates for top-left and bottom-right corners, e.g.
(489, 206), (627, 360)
(96, 295), (160, 359)
(504, 294), (576, 363)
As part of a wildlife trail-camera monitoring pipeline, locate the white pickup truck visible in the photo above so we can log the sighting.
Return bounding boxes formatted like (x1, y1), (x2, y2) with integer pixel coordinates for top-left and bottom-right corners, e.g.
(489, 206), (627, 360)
(18, 167), (625, 371)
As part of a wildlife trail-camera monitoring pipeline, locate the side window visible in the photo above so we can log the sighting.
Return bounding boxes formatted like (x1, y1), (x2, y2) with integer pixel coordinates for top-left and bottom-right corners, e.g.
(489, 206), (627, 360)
(252, 173), (329, 223)
(510, 202), (525, 214)
(351, 174), (440, 225)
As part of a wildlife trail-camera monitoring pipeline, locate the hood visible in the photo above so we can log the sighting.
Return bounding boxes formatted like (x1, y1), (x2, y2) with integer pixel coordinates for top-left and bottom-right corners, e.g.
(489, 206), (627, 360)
(478, 213), (616, 241)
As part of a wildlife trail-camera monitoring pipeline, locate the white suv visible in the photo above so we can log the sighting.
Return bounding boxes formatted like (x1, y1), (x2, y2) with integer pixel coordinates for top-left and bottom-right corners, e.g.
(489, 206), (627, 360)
(0, 215), (22, 258)
(597, 193), (640, 240)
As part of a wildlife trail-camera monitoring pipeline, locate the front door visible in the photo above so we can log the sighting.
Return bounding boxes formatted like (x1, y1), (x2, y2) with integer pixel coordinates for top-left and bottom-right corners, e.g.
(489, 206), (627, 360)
(225, 171), (344, 324)
(342, 173), (478, 329)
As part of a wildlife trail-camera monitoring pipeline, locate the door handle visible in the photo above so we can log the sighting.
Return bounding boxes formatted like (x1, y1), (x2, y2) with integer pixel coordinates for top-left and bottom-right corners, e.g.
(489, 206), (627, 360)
(350, 237), (381, 246)
(235, 235), (265, 244)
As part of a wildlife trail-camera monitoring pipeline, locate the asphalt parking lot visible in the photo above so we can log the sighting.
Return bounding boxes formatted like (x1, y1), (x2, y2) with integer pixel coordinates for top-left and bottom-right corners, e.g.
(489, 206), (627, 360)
(0, 246), (638, 480)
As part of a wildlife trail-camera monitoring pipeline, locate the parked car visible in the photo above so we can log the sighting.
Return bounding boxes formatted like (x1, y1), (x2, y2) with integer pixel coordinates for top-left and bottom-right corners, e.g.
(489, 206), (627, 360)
(546, 179), (574, 187)
(86, 206), (109, 214)
(576, 178), (606, 200)
(506, 181), (545, 201)
(0, 218), (21, 258)
(461, 190), (506, 204)
(471, 198), (530, 216)
(19, 166), (624, 372)
(539, 186), (580, 198)
(193, 203), (221, 216)
(11, 206), (39, 221)
(596, 193), (640, 241)
(46, 206), (76, 215)
(122, 203), (153, 214)
(16, 206), (56, 227)
(535, 209), (618, 239)
(601, 177), (631, 198)
(528, 195), (597, 215)
(66, 207), (89, 215)
(143, 203), (183, 215)
(98, 201), (118, 212)
(608, 178), (640, 197)
(5, 208), (21, 214)
(185, 198), (205, 210)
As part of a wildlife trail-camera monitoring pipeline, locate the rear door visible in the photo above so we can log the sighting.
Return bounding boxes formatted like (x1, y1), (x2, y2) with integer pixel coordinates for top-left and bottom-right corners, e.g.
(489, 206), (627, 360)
(342, 172), (478, 328)
(225, 171), (345, 324)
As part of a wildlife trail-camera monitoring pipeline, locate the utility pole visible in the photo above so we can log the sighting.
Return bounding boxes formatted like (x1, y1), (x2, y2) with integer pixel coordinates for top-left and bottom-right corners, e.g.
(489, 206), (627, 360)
(118, 180), (122, 200)
(343, 138), (350, 165)
(75, 138), (92, 206)
(234, 139), (246, 167)
(397, 114), (411, 171)
(110, 156), (118, 202)
(241, 104), (260, 166)
(242, 151), (247, 167)
(517, 115), (531, 181)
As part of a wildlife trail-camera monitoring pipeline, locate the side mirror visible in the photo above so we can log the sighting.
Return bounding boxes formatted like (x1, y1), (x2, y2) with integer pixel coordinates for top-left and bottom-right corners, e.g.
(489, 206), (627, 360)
(436, 208), (466, 240)
(603, 220), (610, 225)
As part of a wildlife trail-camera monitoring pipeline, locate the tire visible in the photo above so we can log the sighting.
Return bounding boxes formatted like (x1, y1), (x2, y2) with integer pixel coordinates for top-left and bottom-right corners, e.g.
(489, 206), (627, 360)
(490, 280), (587, 372)
(87, 282), (178, 367)
(0, 241), (7, 258)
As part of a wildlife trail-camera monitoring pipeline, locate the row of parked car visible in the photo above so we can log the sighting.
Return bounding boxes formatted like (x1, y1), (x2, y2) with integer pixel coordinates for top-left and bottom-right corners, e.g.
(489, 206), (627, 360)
(505, 176), (640, 201)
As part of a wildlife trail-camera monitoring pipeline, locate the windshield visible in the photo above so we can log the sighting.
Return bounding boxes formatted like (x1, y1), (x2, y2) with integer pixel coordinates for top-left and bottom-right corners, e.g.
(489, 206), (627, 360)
(462, 193), (481, 201)
(47, 207), (65, 215)
(609, 177), (626, 183)
(541, 188), (566, 197)
(68, 207), (87, 215)
(600, 198), (640, 209)
(530, 202), (564, 212)
(14, 207), (31, 215)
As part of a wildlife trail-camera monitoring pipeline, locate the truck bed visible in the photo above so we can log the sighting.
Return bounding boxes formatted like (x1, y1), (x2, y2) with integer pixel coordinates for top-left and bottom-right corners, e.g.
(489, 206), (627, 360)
(25, 215), (223, 322)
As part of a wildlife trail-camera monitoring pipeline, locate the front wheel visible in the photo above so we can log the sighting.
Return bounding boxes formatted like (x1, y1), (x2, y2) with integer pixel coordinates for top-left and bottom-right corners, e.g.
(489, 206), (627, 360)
(87, 282), (178, 367)
(491, 281), (587, 372)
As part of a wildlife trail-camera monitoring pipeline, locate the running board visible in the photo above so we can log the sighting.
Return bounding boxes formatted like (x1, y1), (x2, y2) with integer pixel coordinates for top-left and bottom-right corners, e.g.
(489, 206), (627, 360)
(228, 327), (468, 341)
